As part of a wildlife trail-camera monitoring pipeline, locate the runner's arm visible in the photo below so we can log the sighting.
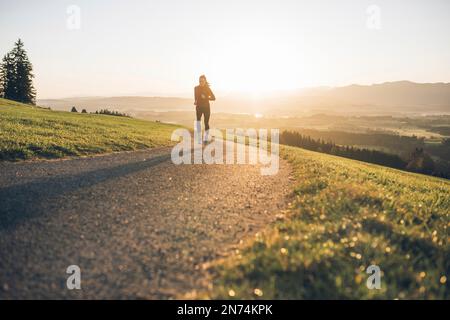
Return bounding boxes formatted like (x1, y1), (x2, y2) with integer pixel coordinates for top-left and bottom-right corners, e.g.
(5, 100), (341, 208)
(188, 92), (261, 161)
(208, 88), (216, 101)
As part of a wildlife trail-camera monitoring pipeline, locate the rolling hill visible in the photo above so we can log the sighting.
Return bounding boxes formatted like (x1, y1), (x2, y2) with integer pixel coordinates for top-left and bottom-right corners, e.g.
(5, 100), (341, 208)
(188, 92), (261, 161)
(289, 81), (450, 114)
(37, 96), (193, 114)
(38, 81), (450, 117)
(1, 97), (448, 299)
(208, 145), (450, 299)
(0, 98), (179, 161)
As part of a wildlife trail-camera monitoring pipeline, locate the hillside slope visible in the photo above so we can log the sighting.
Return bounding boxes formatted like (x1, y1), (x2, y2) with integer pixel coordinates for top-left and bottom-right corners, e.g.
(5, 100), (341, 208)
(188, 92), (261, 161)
(209, 145), (449, 299)
(0, 98), (179, 161)
(37, 96), (192, 113)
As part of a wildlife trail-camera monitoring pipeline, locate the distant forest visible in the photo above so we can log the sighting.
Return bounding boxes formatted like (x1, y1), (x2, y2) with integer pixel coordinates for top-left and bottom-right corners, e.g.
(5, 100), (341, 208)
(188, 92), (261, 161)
(287, 128), (425, 155)
(280, 131), (449, 179)
(93, 109), (130, 117)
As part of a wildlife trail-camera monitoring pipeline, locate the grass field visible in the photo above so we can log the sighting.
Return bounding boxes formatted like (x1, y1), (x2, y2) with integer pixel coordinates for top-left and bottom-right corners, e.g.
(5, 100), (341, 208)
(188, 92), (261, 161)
(0, 98), (179, 160)
(209, 145), (449, 299)
(2, 98), (449, 299)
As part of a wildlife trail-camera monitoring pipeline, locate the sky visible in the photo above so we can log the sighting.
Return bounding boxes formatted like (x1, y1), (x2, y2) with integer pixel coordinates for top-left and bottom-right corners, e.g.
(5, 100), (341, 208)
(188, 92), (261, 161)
(1, 0), (450, 99)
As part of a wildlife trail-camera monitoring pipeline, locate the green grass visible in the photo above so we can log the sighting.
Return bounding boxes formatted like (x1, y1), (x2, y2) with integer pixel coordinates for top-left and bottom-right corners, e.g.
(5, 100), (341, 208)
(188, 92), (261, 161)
(2, 98), (448, 298)
(0, 98), (180, 160)
(209, 145), (449, 299)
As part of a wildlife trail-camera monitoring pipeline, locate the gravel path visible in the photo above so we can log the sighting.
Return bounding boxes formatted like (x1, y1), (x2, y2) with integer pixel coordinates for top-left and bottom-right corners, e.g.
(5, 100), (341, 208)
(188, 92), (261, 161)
(0, 145), (293, 299)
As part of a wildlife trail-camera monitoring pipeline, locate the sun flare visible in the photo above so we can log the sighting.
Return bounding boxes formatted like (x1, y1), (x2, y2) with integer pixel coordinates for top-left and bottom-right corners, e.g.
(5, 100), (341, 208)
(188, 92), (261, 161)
(203, 32), (308, 95)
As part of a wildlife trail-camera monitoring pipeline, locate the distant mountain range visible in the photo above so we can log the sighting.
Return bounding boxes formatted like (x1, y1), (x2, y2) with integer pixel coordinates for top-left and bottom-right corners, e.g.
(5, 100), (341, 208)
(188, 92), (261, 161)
(288, 81), (450, 114)
(38, 81), (450, 116)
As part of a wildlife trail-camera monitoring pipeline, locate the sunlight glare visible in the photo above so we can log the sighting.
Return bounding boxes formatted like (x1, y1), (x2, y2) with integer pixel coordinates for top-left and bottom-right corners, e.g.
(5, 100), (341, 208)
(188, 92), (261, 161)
(209, 32), (307, 96)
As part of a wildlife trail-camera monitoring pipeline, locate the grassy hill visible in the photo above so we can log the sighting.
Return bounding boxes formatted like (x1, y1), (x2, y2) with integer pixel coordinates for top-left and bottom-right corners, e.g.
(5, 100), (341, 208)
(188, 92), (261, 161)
(2, 98), (448, 299)
(209, 145), (449, 299)
(0, 98), (179, 161)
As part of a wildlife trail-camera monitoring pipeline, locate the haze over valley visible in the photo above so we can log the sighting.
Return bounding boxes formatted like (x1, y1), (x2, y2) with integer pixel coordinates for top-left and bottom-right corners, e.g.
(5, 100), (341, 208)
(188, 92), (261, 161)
(38, 81), (450, 118)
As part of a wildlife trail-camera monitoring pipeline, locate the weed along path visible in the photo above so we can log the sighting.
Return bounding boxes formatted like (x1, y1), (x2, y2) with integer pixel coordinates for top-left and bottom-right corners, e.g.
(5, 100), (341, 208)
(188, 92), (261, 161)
(0, 145), (293, 299)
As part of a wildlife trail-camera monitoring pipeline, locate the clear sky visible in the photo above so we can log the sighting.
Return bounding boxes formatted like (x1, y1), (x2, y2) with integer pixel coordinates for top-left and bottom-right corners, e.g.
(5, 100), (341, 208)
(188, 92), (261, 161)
(1, 0), (449, 98)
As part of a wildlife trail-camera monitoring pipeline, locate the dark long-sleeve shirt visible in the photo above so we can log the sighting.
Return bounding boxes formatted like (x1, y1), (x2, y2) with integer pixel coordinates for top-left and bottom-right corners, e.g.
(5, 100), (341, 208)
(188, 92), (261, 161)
(194, 85), (215, 108)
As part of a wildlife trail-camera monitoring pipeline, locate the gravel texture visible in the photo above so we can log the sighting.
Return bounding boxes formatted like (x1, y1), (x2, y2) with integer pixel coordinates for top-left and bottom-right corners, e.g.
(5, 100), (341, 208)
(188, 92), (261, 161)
(0, 145), (293, 299)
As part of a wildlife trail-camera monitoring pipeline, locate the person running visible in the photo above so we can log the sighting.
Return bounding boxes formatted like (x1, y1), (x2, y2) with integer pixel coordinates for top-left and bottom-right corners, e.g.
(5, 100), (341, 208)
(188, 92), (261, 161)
(194, 74), (215, 144)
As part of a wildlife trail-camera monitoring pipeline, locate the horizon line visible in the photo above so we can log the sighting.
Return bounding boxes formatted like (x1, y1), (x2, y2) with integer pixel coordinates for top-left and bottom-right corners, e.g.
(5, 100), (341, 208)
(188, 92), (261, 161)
(36, 80), (450, 100)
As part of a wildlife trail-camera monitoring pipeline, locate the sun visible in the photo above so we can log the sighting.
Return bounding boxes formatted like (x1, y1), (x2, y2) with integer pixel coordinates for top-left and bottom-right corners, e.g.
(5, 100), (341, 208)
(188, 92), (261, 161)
(204, 33), (307, 96)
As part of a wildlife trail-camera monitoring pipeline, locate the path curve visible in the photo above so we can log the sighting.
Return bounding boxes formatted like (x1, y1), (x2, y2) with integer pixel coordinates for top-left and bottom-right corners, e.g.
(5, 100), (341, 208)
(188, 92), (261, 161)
(0, 145), (293, 299)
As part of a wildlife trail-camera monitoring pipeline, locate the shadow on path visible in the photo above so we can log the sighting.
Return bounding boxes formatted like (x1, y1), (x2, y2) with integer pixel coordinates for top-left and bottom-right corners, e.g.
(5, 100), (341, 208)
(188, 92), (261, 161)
(0, 154), (171, 231)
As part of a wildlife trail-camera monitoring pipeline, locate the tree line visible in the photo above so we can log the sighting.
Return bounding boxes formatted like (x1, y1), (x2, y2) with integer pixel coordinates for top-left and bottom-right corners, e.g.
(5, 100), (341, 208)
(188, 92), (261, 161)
(70, 106), (130, 117)
(280, 131), (448, 179)
(287, 128), (425, 156)
(0, 39), (35, 104)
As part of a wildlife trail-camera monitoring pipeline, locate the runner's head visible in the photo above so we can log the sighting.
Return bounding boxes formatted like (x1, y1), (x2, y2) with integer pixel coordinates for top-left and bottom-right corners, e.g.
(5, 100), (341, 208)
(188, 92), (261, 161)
(199, 75), (209, 87)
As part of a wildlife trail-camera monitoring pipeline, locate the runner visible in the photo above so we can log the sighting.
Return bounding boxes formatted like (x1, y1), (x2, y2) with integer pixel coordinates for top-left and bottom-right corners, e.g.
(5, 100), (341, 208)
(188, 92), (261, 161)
(194, 75), (215, 144)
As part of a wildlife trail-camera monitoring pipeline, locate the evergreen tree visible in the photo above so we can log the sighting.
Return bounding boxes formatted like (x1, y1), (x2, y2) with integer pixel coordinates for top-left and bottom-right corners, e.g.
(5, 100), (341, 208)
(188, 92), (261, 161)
(11, 39), (36, 104)
(0, 39), (36, 104)
(0, 53), (15, 99)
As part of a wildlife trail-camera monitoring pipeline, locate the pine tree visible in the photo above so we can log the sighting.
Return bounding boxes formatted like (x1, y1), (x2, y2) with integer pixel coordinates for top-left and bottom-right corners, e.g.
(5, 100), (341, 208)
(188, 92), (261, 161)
(0, 39), (36, 104)
(11, 39), (36, 104)
(0, 53), (15, 99)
